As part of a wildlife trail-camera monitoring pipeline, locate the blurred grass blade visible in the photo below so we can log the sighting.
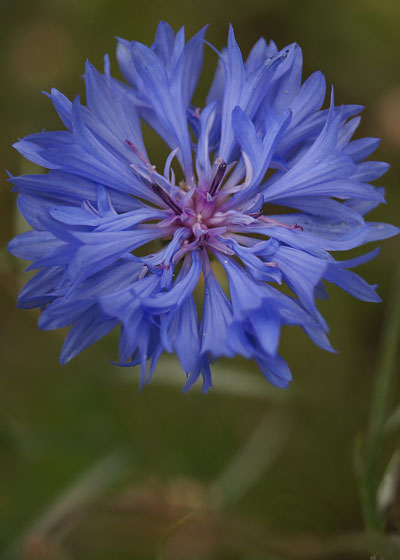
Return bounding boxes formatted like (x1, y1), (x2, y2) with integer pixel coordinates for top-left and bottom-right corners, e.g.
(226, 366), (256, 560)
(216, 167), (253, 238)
(157, 411), (291, 558)
(368, 265), (400, 455)
(377, 448), (400, 516)
(209, 411), (291, 508)
(360, 265), (400, 532)
(157, 511), (196, 560)
(384, 404), (400, 435)
(5, 448), (131, 560)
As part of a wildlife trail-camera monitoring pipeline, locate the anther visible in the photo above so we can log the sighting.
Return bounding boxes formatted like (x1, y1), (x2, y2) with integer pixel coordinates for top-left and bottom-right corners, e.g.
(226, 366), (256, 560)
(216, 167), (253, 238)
(151, 183), (182, 215)
(209, 160), (227, 196)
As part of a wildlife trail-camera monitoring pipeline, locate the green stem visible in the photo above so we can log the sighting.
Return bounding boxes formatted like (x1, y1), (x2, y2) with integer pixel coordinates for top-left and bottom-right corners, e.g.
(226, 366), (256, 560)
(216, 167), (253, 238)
(361, 265), (400, 532)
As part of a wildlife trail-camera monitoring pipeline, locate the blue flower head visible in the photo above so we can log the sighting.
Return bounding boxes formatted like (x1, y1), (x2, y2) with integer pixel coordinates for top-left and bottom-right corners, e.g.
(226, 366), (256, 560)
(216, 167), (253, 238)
(8, 23), (398, 392)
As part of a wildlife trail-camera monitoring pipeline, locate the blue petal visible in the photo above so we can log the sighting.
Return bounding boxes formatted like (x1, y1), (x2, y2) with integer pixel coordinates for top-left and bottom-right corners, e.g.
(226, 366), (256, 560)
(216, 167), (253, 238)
(302, 322), (336, 353)
(206, 49), (225, 105)
(229, 240), (281, 283)
(84, 60), (148, 161)
(231, 106), (291, 199)
(39, 300), (93, 330)
(142, 252), (202, 313)
(350, 161), (390, 182)
(196, 102), (218, 186)
(217, 25), (245, 162)
(218, 256), (272, 320)
(248, 304), (281, 356)
(39, 261), (143, 328)
(60, 307), (118, 364)
(116, 37), (141, 87)
(344, 137), (381, 162)
(276, 104), (363, 157)
(44, 88), (73, 129)
(181, 25), (208, 106)
(256, 354), (292, 388)
(200, 267), (236, 358)
(365, 222), (400, 242)
(66, 229), (165, 283)
(9, 171), (137, 211)
(8, 230), (64, 262)
(271, 196), (364, 224)
(161, 295), (200, 372)
(130, 35), (193, 179)
(182, 355), (213, 393)
(269, 43), (303, 114)
(288, 71), (326, 128)
(274, 246), (328, 314)
(324, 264), (381, 302)
(153, 21), (176, 63)
(14, 124), (150, 201)
(245, 37), (277, 74)
(17, 267), (63, 309)
(242, 223), (371, 256)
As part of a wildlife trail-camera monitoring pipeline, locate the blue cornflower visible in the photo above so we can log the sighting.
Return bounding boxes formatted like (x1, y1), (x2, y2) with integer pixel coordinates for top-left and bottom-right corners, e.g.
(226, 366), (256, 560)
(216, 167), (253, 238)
(8, 23), (398, 392)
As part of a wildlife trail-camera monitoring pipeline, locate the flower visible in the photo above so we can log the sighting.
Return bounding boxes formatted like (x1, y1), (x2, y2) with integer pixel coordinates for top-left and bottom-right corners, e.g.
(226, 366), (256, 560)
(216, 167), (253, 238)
(8, 22), (398, 392)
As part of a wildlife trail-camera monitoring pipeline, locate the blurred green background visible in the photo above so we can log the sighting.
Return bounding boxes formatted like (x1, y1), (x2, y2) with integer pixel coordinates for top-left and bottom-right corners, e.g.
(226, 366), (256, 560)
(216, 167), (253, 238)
(0, 0), (399, 558)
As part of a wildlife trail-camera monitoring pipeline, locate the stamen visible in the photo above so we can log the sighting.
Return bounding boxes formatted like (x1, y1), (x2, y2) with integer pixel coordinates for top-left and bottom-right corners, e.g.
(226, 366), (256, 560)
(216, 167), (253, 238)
(151, 183), (182, 215)
(258, 216), (304, 231)
(249, 210), (263, 218)
(209, 160), (227, 196)
(125, 140), (149, 165)
(126, 139), (156, 182)
(138, 265), (148, 280)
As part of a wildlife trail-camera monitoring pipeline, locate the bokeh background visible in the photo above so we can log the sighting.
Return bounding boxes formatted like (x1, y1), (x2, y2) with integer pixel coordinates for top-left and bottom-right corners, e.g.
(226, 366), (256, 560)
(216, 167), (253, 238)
(0, 1), (399, 558)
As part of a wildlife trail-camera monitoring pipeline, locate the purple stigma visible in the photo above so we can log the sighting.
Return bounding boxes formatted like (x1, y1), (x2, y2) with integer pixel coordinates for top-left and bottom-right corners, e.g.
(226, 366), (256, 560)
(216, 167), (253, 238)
(209, 160), (227, 196)
(151, 183), (182, 215)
